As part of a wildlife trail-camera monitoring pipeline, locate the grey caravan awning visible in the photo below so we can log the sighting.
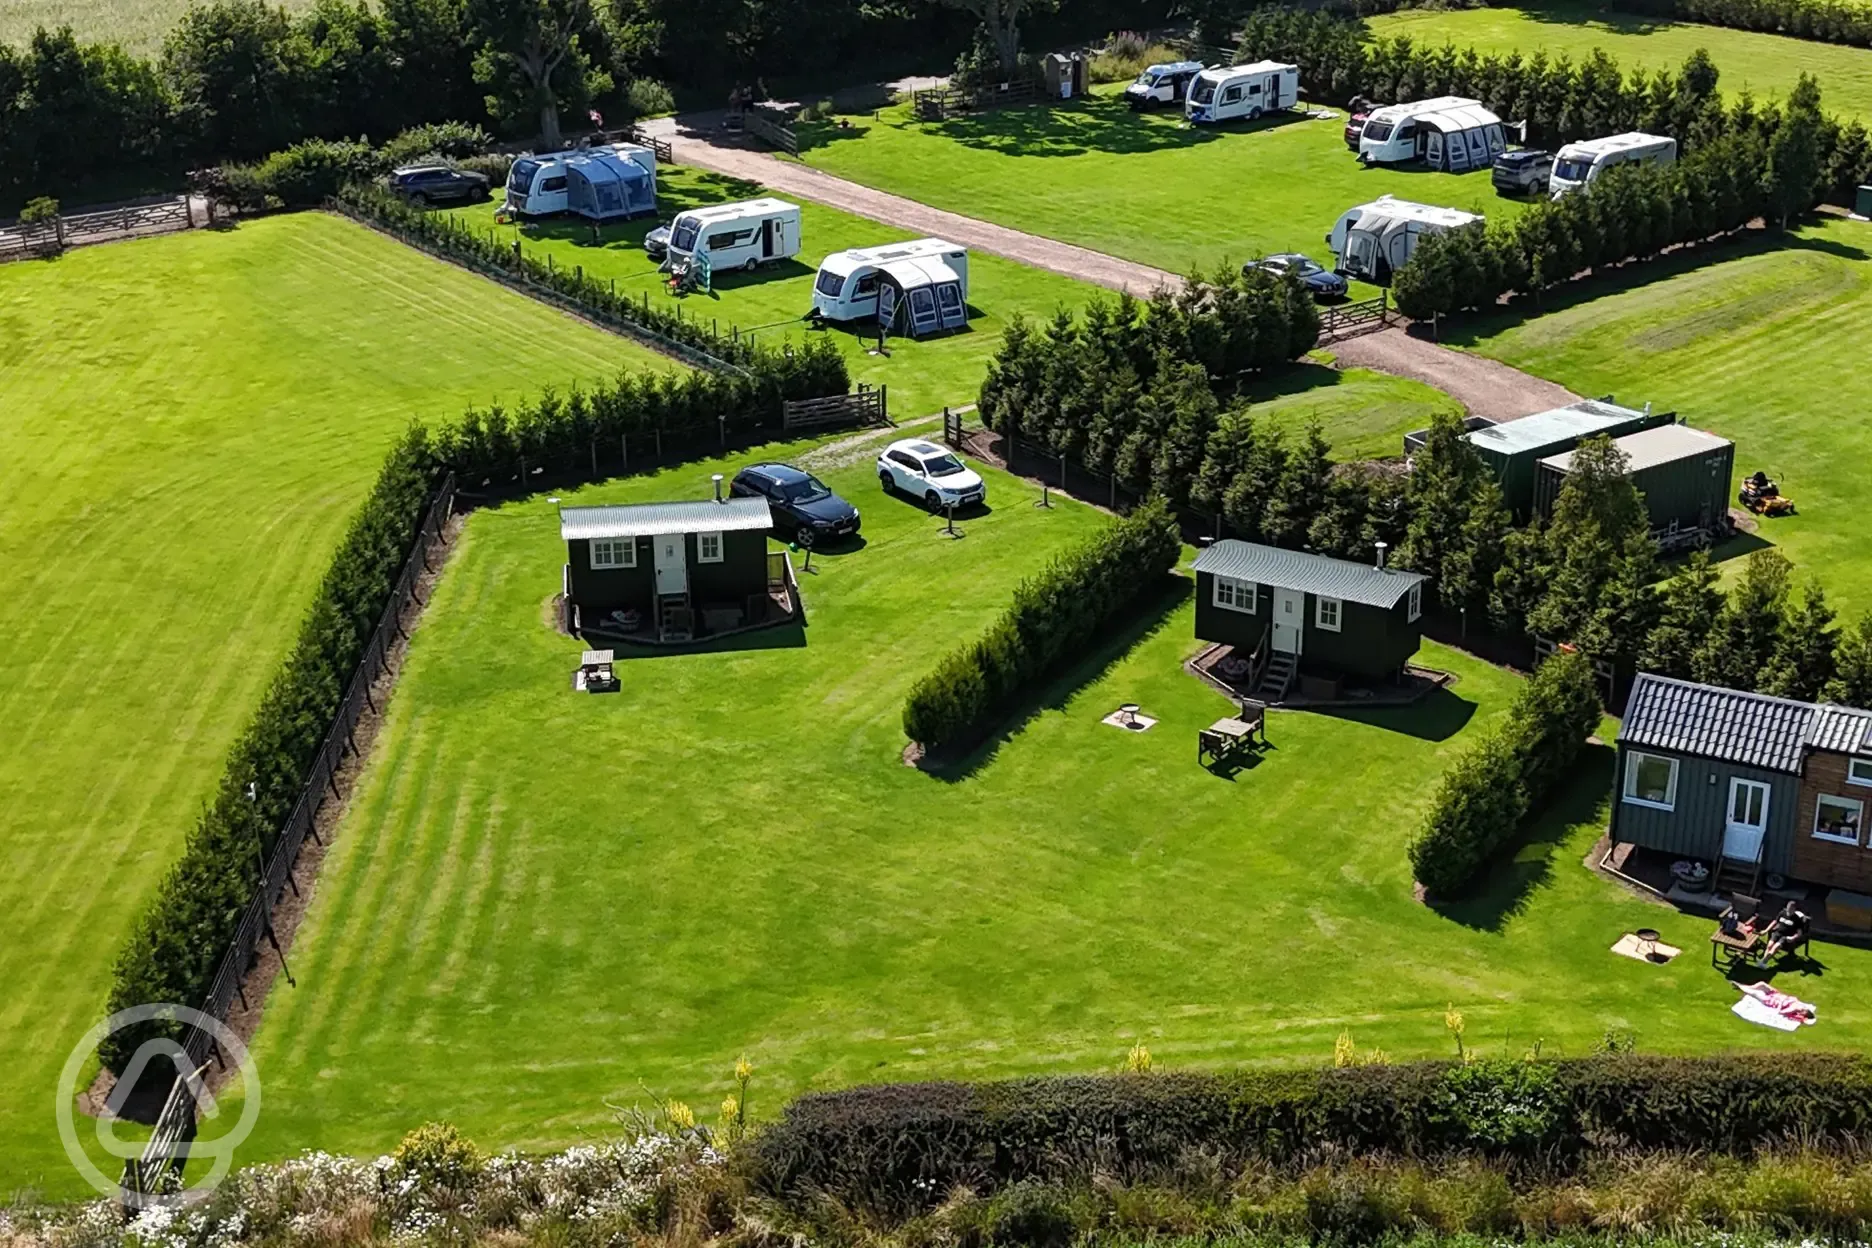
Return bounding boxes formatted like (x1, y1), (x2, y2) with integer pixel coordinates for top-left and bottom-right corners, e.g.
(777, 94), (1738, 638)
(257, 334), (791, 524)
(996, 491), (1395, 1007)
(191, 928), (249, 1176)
(878, 257), (967, 339)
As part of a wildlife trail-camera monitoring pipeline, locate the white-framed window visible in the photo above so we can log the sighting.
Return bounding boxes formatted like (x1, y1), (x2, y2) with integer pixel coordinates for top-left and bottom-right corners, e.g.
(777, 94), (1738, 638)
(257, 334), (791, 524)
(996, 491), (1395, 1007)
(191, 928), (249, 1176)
(591, 537), (635, 569)
(1622, 750), (1678, 811)
(1813, 793), (1864, 845)
(1848, 758), (1872, 787)
(1406, 581), (1422, 623)
(1214, 576), (1256, 614)
(1316, 596), (1342, 632)
(697, 531), (724, 563)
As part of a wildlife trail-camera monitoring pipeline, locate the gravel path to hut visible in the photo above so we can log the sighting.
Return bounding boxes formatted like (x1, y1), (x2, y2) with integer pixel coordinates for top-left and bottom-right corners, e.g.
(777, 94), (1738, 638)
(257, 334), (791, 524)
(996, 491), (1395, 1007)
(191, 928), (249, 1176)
(1330, 328), (1584, 423)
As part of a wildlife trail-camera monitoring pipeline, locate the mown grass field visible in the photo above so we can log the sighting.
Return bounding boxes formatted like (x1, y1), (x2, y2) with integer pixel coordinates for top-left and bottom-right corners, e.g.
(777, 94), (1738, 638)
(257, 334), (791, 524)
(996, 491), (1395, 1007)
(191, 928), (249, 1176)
(797, 87), (1532, 281)
(1369, 2), (1872, 121)
(0, 212), (665, 1198)
(1451, 216), (1872, 608)
(225, 431), (1872, 1168)
(0, 0), (314, 56)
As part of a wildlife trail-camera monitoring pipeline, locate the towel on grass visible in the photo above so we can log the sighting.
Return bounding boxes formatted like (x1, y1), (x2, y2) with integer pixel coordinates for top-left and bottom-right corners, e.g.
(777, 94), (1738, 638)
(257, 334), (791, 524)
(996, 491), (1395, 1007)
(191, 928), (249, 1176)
(1732, 981), (1816, 1030)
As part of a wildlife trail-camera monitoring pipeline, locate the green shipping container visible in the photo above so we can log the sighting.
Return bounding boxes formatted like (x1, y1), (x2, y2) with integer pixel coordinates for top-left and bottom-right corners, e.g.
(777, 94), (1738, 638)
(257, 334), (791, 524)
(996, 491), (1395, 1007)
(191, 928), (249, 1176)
(1534, 423), (1735, 534)
(1858, 184), (1872, 217)
(1463, 399), (1674, 519)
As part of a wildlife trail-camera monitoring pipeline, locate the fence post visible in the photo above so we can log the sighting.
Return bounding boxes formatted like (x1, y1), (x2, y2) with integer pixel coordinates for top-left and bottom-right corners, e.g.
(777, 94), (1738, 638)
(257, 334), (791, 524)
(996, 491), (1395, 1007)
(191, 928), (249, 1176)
(1109, 475), (1117, 510)
(718, 414), (727, 448)
(591, 439), (598, 477)
(621, 434), (628, 472)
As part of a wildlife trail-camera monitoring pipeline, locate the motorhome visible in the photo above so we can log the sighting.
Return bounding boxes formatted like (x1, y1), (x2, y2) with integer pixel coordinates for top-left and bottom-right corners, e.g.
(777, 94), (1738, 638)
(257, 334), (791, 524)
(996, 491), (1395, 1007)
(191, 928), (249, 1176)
(504, 143), (657, 217)
(663, 198), (802, 275)
(1124, 60), (1205, 110)
(1549, 132), (1678, 197)
(1326, 196), (1483, 284)
(811, 239), (970, 338)
(1185, 61), (1299, 124)
(1356, 97), (1504, 171)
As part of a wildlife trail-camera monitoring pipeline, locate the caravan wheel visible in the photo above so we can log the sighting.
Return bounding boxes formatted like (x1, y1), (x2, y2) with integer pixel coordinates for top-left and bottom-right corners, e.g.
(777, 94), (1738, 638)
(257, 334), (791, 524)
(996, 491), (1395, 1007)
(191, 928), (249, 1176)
(1249, 106), (1263, 121)
(744, 258), (759, 272)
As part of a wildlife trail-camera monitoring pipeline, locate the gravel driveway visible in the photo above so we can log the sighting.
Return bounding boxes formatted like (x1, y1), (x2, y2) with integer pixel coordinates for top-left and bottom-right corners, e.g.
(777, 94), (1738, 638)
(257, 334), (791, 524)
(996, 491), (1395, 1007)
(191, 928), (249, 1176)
(1331, 327), (1582, 423)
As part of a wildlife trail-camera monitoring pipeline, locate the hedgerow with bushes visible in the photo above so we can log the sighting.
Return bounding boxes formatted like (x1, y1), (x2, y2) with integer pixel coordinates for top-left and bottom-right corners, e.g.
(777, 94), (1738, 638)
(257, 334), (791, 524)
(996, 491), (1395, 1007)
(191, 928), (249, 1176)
(1392, 76), (1841, 320)
(902, 500), (1183, 751)
(196, 122), (508, 212)
(1234, 7), (1872, 203)
(100, 342), (847, 1074)
(1407, 649), (1602, 896)
(1623, 0), (1872, 50)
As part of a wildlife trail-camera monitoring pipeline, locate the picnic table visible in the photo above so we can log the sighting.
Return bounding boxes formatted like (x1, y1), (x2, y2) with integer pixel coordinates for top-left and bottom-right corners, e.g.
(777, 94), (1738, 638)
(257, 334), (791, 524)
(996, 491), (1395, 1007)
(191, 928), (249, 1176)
(1198, 701), (1267, 766)
(1710, 925), (1760, 967)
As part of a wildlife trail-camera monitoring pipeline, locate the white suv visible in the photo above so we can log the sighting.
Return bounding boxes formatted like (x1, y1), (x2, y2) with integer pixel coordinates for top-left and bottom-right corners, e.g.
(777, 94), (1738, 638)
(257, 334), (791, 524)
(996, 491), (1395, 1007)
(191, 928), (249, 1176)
(877, 438), (987, 510)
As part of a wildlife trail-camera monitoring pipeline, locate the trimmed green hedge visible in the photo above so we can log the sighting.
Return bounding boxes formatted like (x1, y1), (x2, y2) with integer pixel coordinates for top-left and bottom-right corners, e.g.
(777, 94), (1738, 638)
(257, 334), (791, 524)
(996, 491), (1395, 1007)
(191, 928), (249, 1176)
(1407, 650), (1600, 897)
(902, 500), (1182, 751)
(749, 1055), (1872, 1214)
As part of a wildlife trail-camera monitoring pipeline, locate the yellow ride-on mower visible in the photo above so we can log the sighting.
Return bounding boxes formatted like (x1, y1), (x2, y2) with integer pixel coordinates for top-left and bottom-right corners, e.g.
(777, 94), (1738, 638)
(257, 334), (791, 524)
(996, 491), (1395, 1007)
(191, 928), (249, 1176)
(1740, 470), (1796, 516)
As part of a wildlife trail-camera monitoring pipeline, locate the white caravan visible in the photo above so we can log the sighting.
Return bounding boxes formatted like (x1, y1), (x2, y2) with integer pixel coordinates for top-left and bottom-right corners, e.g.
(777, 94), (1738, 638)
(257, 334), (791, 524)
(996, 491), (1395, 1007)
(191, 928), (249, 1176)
(1549, 132), (1678, 197)
(1184, 61), (1300, 124)
(812, 239), (970, 338)
(504, 143), (656, 217)
(1326, 196), (1483, 285)
(1124, 60), (1205, 110)
(1357, 97), (1504, 170)
(663, 198), (802, 274)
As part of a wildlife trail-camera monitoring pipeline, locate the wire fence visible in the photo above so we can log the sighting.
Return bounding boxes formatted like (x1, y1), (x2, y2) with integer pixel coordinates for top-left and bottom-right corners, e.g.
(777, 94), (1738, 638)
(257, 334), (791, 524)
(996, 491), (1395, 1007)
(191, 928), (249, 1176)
(124, 474), (458, 1203)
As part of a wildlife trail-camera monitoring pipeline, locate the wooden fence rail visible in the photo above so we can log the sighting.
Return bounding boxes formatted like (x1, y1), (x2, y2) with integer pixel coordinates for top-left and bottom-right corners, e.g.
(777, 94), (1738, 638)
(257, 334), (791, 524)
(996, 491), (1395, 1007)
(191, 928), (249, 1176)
(1318, 291), (1391, 340)
(740, 109), (799, 155)
(1, 196), (194, 262)
(123, 475), (457, 1205)
(912, 79), (1041, 122)
(782, 386), (888, 431)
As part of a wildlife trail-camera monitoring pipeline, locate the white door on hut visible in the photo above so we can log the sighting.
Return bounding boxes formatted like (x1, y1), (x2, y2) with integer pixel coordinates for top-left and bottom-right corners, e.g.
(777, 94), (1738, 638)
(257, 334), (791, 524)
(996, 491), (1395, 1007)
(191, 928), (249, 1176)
(654, 535), (687, 595)
(1271, 588), (1304, 655)
(1724, 778), (1770, 862)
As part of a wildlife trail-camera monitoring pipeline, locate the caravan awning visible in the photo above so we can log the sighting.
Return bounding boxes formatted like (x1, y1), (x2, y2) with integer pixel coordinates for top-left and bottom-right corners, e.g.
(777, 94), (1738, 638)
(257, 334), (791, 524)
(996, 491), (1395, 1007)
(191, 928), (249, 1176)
(879, 256), (960, 289)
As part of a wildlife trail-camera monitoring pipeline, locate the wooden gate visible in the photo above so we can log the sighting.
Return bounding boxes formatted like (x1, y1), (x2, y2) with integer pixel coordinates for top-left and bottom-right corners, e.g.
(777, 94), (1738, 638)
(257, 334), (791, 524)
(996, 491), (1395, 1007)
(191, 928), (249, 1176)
(1319, 292), (1391, 340)
(782, 386), (889, 432)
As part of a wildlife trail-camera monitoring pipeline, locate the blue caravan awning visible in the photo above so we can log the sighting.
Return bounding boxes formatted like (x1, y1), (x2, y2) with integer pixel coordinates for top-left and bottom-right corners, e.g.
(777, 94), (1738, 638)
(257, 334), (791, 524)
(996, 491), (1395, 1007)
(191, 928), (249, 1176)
(565, 152), (656, 222)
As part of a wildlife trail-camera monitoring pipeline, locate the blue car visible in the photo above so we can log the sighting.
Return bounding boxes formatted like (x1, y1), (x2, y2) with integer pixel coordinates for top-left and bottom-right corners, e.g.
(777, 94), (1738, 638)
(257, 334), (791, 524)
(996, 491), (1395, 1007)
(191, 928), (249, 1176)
(1245, 253), (1350, 300)
(730, 462), (861, 548)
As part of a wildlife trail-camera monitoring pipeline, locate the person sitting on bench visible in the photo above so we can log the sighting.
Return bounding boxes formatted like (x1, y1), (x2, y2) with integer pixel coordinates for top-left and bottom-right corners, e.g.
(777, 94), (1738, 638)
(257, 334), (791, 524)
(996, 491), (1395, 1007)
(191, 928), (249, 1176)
(1760, 902), (1810, 961)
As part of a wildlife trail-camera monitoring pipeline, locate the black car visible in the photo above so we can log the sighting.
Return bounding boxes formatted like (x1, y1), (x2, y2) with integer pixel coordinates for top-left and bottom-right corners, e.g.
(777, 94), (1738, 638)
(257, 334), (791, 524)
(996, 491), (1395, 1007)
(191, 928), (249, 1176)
(644, 222), (672, 259)
(1245, 253), (1349, 300)
(730, 462), (861, 547)
(1491, 148), (1554, 197)
(390, 165), (491, 206)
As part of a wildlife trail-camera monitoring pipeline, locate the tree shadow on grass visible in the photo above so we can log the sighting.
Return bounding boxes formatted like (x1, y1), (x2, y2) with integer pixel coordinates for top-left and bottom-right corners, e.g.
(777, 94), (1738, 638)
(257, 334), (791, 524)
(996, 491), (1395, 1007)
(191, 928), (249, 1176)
(917, 577), (1193, 783)
(1428, 742), (1614, 933)
(912, 96), (1283, 159)
(1432, 228), (1870, 350)
(1510, 0), (1678, 36)
(1316, 685), (1479, 741)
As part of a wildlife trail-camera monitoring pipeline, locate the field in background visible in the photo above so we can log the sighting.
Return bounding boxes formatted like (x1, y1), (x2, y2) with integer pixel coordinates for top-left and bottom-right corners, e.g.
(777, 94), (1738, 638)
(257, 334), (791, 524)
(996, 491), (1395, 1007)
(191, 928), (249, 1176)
(798, 88), (1533, 279)
(1453, 216), (1872, 608)
(225, 436), (1872, 1168)
(0, 212), (663, 1197)
(0, 0), (315, 56)
(1367, 2), (1872, 120)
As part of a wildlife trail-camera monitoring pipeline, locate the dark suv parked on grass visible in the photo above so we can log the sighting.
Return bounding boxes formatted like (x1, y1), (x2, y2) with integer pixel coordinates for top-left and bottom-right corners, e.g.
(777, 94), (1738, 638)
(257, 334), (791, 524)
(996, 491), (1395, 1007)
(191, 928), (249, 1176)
(391, 165), (491, 206)
(730, 462), (861, 547)
(1491, 149), (1554, 197)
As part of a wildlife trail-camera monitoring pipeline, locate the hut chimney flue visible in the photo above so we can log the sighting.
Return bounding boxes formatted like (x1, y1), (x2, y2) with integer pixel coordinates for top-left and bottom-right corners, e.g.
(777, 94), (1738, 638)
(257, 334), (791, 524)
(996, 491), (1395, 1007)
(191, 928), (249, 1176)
(1375, 540), (1388, 570)
(711, 473), (725, 502)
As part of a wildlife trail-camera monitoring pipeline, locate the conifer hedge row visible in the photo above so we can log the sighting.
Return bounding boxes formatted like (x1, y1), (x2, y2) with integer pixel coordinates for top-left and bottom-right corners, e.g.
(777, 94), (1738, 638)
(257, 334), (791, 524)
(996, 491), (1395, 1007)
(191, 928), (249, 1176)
(101, 326), (848, 1073)
(1625, 0), (1872, 50)
(1406, 649), (1602, 897)
(750, 1054), (1872, 1214)
(902, 501), (1183, 751)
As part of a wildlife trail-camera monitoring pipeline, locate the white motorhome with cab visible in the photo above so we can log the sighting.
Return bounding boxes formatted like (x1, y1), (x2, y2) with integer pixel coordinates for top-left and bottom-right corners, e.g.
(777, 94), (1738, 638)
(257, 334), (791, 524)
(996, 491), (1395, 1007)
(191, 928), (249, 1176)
(1185, 61), (1299, 124)
(1124, 61), (1205, 109)
(504, 143), (656, 217)
(664, 198), (802, 274)
(1549, 132), (1677, 197)
(1326, 196), (1483, 284)
(1357, 97), (1503, 170)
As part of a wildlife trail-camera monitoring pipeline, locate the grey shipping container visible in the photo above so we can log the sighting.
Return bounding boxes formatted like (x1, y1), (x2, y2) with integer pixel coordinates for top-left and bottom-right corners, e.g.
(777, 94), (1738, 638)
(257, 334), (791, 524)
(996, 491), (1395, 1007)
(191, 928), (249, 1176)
(1534, 422), (1734, 535)
(1463, 399), (1674, 518)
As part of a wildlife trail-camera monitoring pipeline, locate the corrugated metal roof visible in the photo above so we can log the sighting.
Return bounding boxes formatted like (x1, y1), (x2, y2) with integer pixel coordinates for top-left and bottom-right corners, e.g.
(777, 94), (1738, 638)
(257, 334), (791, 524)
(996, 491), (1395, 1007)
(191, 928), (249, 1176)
(1539, 423), (1731, 474)
(1190, 540), (1425, 608)
(1622, 673), (1815, 774)
(1811, 705), (1872, 755)
(560, 496), (772, 540)
(1465, 400), (1651, 457)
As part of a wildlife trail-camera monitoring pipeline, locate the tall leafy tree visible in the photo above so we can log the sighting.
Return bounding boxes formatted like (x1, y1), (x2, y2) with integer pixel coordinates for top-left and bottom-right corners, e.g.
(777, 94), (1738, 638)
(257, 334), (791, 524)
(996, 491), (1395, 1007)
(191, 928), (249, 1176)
(1527, 436), (1653, 661)
(931, 0), (1047, 75)
(466, 0), (606, 147)
(1264, 421), (1330, 547)
(1825, 611), (1872, 707)
(1398, 409), (1495, 608)
(1764, 73), (1826, 228)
